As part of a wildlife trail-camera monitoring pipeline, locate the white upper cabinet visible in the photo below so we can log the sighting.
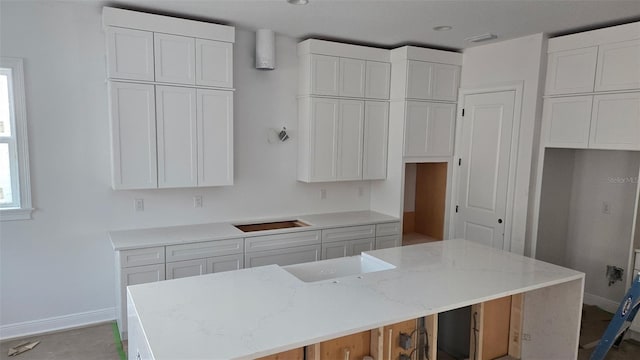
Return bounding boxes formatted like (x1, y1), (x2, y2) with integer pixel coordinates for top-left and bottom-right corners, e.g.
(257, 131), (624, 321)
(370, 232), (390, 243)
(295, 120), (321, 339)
(197, 89), (234, 186)
(404, 101), (455, 157)
(339, 58), (366, 98)
(363, 101), (389, 180)
(155, 86), (198, 188)
(595, 39), (640, 92)
(590, 92), (640, 150)
(545, 47), (598, 95)
(106, 27), (154, 81)
(406, 60), (460, 101)
(337, 100), (364, 180)
(311, 55), (340, 96)
(544, 96), (593, 148)
(109, 82), (157, 189)
(308, 97), (340, 181)
(432, 63), (460, 101)
(365, 61), (391, 99)
(196, 39), (233, 88)
(406, 60), (433, 99)
(154, 33), (195, 85)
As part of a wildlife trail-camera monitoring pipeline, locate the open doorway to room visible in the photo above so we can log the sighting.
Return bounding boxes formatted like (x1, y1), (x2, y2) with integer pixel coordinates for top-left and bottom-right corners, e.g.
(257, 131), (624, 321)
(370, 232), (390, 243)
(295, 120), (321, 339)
(403, 162), (448, 245)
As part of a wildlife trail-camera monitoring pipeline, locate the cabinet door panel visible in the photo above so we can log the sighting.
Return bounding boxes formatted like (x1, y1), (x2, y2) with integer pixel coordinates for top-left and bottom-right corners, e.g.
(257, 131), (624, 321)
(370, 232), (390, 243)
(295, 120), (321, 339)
(590, 93), (640, 150)
(311, 55), (340, 96)
(207, 254), (243, 273)
(337, 100), (364, 180)
(166, 238), (243, 262)
(322, 242), (349, 260)
(543, 96), (592, 148)
(166, 259), (207, 280)
(154, 33), (195, 85)
(196, 39), (233, 88)
(310, 98), (339, 181)
(363, 101), (389, 180)
(106, 27), (154, 81)
(156, 86), (197, 188)
(109, 82), (157, 189)
(375, 235), (401, 250)
(349, 238), (375, 256)
(595, 39), (640, 92)
(406, 60), (433, 99)
(404, 101), (429, 156)
(339, 58), (366, 98)
(197, 89), (234, 186)
(431, 63), (460, 102)
(245, 245), (320, 268)
(365, 61), (391, 100)
(426, 103), (456, 156)
(546, 47), (598, 95)
(122, 264), (165, 286)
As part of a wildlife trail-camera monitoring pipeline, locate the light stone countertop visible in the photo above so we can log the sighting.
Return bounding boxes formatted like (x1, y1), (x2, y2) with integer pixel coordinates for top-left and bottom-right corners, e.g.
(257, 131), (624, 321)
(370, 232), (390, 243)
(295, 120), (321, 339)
(127, 239), (585, 360)
(109, 210), (399, 250)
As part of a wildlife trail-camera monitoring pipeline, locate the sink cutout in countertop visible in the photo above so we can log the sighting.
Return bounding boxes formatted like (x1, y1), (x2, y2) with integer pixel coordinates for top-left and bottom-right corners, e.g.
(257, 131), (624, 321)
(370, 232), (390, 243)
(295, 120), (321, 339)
(234, 220), (310, 232)
(283, 254), (396, 283)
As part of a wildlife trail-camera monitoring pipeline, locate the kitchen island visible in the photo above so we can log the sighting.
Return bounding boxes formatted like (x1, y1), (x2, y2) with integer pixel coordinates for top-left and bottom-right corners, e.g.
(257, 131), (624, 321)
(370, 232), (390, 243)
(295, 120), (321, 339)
(127, 240), (584, 360)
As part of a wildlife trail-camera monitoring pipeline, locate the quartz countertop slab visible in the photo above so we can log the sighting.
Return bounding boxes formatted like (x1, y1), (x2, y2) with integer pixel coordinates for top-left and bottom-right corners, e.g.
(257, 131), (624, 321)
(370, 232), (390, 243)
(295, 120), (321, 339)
(110, 211), (399, 250)
(127, 239), (584, 360)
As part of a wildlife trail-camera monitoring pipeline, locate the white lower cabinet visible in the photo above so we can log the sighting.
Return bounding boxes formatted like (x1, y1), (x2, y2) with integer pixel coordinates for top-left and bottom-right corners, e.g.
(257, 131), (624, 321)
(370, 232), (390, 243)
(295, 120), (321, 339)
(322, 238), (375, 260)
(207, 254), (243, 273)
(166, 258), (206, 280)
(117, 263), (165, 339)
(245, 245), (321, 268)
(375, 235), (401, 250)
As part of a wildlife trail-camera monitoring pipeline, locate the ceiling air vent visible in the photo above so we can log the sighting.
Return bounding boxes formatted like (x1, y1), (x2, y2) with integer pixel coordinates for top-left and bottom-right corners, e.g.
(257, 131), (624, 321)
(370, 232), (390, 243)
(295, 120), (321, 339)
(465, 33), (498, 43)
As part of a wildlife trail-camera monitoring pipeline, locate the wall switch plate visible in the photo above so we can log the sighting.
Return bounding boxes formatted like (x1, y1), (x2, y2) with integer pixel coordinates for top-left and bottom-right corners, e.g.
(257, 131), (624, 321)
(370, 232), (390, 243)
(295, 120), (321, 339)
(320, 188), (327, 200)
(194, 196), (203, 208)
(134, 199), (144, 212)
(602, 201), (611, 214)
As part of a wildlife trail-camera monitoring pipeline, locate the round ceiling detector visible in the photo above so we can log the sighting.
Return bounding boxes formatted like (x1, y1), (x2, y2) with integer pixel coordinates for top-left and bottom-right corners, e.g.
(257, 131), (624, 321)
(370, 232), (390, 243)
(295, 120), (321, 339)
(287, 0), (309, 4)
(433, 25), (453, 31)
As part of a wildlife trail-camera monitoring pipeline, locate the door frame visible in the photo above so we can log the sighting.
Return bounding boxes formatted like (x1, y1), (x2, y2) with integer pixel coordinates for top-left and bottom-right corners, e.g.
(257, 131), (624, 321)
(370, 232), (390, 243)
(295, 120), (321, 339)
(449, 82), (524, 252)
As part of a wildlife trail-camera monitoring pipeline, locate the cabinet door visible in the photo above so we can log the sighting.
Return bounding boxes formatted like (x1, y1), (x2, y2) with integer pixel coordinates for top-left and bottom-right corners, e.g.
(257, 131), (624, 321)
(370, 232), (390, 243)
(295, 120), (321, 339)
(156, 86), (197, 188)
(109, 82), (157, 189)
(349, 238), (375, 256)
(543, 96), (592, 148)
(244, 245), (321, 268)
(546, 47), (598, 95)
(404, 101), (455, 157)
(166, 259), (207, 280)
(590, 93), (640, 150)
(154, 33), (195, 85)
(406, 60), (433, 100)
(339, 58), (366, 98)
(365, 61), (391, 100)
(595, 39), (640, 92)
(322, 241), (349, 260)
(309, 98), (339, 181)
(106, 27), (154, 81)
(207, 254), (243, 273)
(431, 63), (460, 102)
(337, 100), (364, 180)
(196, 39), (233, 88)
(363, 101), (389, 180)
(375, 235), (400, 250)
(311, 55), (340, 96)
(197, 89), (234, 186)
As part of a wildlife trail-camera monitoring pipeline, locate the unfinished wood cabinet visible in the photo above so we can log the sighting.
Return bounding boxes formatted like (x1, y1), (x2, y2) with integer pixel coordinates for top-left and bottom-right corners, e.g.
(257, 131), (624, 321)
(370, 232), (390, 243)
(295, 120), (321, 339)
(256, 348), (304, 360)
(469, 295), (522, 360)
(306, 331), (371, 360)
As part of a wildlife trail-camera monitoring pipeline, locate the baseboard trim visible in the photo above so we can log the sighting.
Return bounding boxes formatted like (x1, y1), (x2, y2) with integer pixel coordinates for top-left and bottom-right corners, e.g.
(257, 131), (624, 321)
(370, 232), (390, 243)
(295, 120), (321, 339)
(0, 307), (115, 341)
(583, 292), (620, 314)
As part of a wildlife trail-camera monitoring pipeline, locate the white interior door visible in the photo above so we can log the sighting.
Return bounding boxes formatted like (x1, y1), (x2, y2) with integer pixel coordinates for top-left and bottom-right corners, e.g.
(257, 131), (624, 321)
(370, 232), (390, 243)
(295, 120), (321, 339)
(455, 91), (515, 249)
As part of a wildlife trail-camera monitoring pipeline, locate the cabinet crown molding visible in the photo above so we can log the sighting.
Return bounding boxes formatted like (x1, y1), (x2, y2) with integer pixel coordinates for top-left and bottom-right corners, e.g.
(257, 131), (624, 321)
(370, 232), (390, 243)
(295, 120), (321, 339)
(297, 39), (390, 62)
(548, 21), (639, 53)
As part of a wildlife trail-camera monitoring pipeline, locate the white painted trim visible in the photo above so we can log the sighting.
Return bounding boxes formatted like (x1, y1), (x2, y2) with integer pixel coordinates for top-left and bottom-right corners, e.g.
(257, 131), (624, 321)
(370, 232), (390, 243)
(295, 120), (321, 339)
(0, 57), (33, 222)
(297, 39), (389, 62)
(0, 307), (116, 341)
(449, 82), (525, 253)
(582, 292), (620, 314)
(390, 46), (462, 65)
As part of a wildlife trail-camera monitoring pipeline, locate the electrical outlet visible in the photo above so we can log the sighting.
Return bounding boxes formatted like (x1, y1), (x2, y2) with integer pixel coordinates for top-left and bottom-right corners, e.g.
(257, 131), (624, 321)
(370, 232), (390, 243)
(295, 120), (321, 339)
(320, 188), (327, 200)
(134, 199), (144, 212)
(522, 333), (532, 341)
(194, 196), (203, 208)
(399, 332), (412, 350)
(602, 201), (611, 214)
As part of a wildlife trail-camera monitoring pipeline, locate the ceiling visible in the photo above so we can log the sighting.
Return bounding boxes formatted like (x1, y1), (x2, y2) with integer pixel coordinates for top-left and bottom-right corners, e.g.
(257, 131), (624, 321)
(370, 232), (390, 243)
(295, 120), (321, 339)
(103, 0), (640, 51)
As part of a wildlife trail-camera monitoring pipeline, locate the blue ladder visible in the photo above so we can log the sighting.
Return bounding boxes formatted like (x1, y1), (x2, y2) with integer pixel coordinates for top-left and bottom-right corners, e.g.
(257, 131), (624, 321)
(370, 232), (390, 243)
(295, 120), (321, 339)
(590, 273), (640, 360)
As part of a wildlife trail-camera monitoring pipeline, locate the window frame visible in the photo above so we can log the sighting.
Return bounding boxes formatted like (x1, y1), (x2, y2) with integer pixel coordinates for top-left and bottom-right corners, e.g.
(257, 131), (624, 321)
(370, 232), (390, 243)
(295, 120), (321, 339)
(0, 57), (32, 221)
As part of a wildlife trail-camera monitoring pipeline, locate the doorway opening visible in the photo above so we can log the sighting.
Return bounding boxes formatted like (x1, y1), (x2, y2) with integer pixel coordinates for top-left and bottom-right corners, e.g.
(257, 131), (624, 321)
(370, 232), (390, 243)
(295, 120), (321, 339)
(403, 162), (448, 245)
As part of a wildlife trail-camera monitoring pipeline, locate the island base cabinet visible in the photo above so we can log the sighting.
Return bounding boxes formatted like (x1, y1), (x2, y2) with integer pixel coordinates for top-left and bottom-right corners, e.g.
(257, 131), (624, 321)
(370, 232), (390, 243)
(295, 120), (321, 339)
(255, 348), (304, 360)
(306, 331), (371, 360)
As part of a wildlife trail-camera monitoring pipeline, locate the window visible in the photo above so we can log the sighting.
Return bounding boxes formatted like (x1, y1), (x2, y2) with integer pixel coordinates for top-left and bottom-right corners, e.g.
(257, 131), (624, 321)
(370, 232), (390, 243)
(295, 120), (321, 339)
(0, 57), (32, 220)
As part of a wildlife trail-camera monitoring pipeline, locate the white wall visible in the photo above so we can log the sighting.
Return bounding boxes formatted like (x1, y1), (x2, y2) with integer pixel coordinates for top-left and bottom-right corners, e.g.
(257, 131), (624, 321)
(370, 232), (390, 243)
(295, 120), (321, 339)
(0, 1), (370, 334)
(459, 34), (547, 255)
